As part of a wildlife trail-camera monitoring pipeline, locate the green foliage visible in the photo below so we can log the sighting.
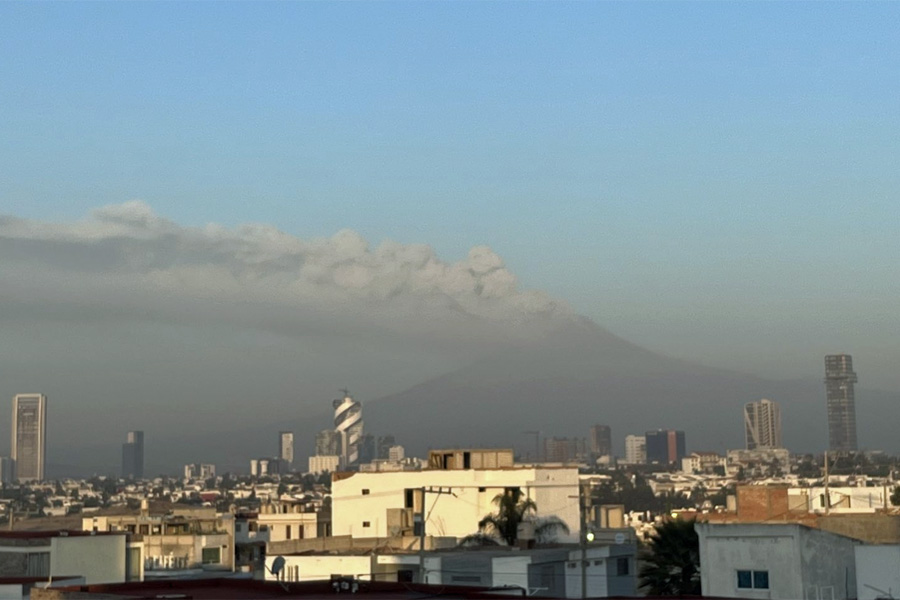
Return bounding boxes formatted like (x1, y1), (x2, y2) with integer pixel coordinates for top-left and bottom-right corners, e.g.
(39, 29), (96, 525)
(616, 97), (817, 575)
(590, 470), (694, 513)
(463, 487), (570, 546)
(639, 518), (701, 596)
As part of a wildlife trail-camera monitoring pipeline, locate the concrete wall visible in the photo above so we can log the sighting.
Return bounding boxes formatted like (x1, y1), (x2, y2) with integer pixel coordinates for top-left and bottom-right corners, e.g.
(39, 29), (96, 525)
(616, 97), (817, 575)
(818, 514), (900, 544)
(51, 535), (127, 584)
(263, 555), (372, 583)
(856, 545), (900, 600)
(697, 523), (857, 600)
(331, 467), (579, 542)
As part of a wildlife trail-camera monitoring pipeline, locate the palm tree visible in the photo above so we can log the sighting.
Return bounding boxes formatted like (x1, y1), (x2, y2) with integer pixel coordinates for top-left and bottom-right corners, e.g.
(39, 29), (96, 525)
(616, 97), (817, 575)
(639, 518), (701, 596)
(461, 487), (569, 546)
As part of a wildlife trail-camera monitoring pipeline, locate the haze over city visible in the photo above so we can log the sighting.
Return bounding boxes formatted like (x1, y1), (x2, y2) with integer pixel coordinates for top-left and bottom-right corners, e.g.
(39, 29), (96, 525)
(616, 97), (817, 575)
(1, 2), (899, 474)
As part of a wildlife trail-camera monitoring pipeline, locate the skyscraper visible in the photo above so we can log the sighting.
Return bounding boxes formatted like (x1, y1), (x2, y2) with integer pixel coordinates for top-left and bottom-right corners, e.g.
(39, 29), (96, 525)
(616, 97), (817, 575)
(279, 431), (294, 467)
(590, 424), (612, 457)
(333, 391), (363, 467)
(825, 354), (858, 452)
(645, 429), (686, 464)
(122, 430), (144, 479)
(744, 399), (782, 450)
(624, 435), (646, 464)
(315, 429), (341, 456)
(12, 394), (47, 482)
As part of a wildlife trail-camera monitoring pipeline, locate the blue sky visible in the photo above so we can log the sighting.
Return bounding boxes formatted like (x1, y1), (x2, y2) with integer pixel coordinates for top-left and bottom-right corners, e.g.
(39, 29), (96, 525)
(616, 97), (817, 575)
(2, 1), (899, 389)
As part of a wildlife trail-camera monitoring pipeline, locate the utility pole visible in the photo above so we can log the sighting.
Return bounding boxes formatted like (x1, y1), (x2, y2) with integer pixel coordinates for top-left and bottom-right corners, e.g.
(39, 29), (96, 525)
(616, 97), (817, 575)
(417, 486), (455, 584)
(580, 481), (589, 599)
(417, 486), (426, 583)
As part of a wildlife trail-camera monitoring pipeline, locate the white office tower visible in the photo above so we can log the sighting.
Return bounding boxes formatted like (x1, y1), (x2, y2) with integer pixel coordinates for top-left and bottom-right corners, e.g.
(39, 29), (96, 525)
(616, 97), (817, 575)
(624, 434), (646, 465)
(12, 394), (48, 482)
(744, 398), (783, 450)
(279, 431), (294, 466)
(333, 391), (363, 468)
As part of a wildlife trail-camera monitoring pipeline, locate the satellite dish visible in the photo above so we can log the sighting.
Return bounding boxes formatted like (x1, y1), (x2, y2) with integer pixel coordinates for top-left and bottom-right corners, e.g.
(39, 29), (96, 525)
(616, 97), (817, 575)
(271, 556), (286, 576)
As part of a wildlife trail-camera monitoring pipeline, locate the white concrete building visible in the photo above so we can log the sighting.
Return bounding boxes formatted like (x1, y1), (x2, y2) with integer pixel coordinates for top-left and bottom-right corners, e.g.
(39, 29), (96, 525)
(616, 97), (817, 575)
(332, 454), (579, 542)
(696, 522), (857, 599)
(308, 455), (340, 475)
(257, 499), (320, 543)
(263, 544), (637, 597)
(0, 531), (135, 584)
(624, 435), (646, 465)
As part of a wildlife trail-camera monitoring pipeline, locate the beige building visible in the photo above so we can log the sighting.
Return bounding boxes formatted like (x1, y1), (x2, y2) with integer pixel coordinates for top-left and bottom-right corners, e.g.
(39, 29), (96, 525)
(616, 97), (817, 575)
(744, 398), (782, 450)
(83, 506), (234, 574)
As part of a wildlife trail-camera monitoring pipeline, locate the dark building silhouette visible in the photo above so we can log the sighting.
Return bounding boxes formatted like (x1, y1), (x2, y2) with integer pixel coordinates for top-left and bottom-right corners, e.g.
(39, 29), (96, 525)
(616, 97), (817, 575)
(590, 424), (612, 457)
(825, 354), (858, 452)
(645, 429), (685, 464)
(122, 430), (144, 479)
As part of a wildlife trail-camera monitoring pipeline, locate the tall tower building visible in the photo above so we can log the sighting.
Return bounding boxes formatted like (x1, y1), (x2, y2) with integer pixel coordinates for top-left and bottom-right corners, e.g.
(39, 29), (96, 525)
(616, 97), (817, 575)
(744, 399), (782, 450)
(122, 430), (145, 479)
(12, 394), (48, 482)
(333, 391), (363, 467)
(645, 429), (686, 464)
(279, 431), (294, 467)
(590, 424), (612, 457)
(825, 354), (858, 452)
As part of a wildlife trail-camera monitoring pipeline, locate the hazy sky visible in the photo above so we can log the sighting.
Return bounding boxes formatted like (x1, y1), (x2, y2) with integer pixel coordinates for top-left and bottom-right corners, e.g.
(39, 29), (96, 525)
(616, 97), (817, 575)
(2, 1), (899, 394)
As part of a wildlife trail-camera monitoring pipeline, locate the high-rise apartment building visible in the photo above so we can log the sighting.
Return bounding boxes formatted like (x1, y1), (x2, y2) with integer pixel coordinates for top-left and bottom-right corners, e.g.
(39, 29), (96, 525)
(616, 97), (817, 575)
(333, 391), (363, 467)
(590, 424), (612, 457)
(122, 430), (144, 479)
(645, 429), (686, 465)
(315, 429), (341, 457)
(279, 431), (294, 466)
(825, 354), (858, 452)
(12, 394), (48, 482)
(744, 399), (782, 450)
(624, 435), (646, 464)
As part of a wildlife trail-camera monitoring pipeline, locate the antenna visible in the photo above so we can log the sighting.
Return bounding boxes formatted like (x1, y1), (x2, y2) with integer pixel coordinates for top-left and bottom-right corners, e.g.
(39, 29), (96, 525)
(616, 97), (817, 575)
(264, 555), (290, 591)
(340, 388), (351, 398)
(270, 555), (286, 577)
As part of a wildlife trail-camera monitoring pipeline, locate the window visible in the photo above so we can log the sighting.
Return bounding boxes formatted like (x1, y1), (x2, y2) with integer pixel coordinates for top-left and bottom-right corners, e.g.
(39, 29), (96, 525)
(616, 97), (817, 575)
(405, 489), (414, 508)
(202, 547), (221, 564)
(286, 525), (292, 540)
(362, 489), (370, 495)
(362, 521), (371, 528)
(616, 557), (629, 576)
(235, 523), (243, 532)
(478, 487), (486, 492)
(737, 570), (769, 590)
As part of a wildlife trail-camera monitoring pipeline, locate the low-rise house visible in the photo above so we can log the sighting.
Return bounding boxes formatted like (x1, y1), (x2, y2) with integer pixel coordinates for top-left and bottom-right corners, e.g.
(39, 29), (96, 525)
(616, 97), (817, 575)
(0, 531), (138, 584)
(83, 505), (234, 575)
(696, 522), (857, 599)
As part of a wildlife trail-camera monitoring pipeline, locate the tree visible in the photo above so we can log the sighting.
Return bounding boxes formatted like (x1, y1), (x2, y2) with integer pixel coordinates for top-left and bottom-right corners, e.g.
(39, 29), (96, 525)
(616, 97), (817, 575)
(890, 486), (900, 507)
(639, 518), (700, 596)
(462, 487), (569, 546)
